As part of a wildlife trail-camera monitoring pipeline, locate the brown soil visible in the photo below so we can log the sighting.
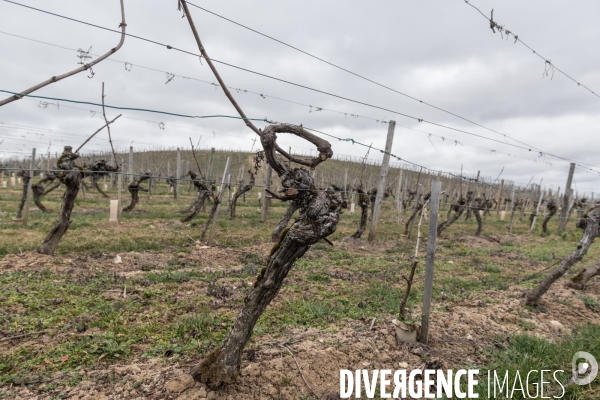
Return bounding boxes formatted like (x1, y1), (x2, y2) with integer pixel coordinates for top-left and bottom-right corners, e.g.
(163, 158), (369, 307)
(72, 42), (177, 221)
(3, 242), (599, 399)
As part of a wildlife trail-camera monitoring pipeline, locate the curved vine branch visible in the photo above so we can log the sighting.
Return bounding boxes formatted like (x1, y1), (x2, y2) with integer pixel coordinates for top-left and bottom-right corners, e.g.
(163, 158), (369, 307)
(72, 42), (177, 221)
(0, 0), (127, 108)
(525, 205), (600, 305)
(230, 171), (255, 220)
(32, 183), (52, 213)
(123, 171), (151, 213)
(542, 200), (558, 233)
(180, 0), (342, 388)
(181, 171), (213, 223)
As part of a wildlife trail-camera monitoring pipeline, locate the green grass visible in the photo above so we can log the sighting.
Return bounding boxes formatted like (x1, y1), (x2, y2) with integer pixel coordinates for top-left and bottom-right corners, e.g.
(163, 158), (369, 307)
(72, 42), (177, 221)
(1, 179), (600, 397)
(577, 294), (599, 312)
(471, 323), (600, 399)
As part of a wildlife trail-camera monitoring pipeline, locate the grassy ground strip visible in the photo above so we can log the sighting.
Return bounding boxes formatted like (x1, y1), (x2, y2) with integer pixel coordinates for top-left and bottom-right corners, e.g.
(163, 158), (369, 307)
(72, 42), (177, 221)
(472, 323), (600, 400)
(0, 185), (599, 398)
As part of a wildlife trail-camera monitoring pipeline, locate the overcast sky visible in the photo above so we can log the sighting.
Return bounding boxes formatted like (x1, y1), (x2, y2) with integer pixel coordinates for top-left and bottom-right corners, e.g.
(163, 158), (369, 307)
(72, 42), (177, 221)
(0, 0), (599, 193)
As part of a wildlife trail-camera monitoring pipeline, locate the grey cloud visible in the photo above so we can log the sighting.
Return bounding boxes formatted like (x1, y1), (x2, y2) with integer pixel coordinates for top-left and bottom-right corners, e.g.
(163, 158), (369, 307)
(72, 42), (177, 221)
(0, 0), (598, 193)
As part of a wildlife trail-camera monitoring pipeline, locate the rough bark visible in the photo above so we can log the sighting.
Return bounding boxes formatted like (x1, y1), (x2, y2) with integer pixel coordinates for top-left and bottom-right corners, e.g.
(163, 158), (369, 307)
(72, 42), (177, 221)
(365, 188), (391, 222)
(445, 202), (454, 221)
(15, 170), (30, 219)
(368, 189), (377, 222)
(524, 205), (600, 305)
(542, 200), (558, 233)
(38, 171), (61, 198)
(483, 198), (496, 216)
(38, 171), (59, 186)
(567, 261), (600, 290)
(123, 171), (151, 213)
(230, 172), (255, 220)
(81, 179), (90, 192)
(166, 176), (177, 191)
(37, 146), (80, 255)
(402, 190), (416, 210)
(404, 193), (432, 235)
(405, 204), (424, 235)
(91, 174), (109, 198)
(44, 182), (61, 196)
(465, 204), (472, 221)
(472, 199), (484, 236)
(437, 193), (472, 237)
(181, 171), (214, 223)
(37, 170), (80, 255)
(189, 125), (341, 388)
(180, 2), (341, 387)
(271, 201), (299, 242)
(181, 192), (211, 222)
(200, 199), (219, 241)
(351, 188), (369, 239)
(32, 184), (52, 213)
(37, 154), (119, 254)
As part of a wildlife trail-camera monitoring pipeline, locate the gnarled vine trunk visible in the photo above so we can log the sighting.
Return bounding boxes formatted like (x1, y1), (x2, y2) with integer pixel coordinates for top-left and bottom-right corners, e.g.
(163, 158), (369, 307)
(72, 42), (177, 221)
(567, 261), (600, 290)
(15, 170), (30, 219)
(405, 204), (424, 234)
(190, 125), (342, 388)
(123, 171), (151, 213)
(472, 199), (484, 236)
(404, 193), (432, 235)
(271, 201), (299, 242)
(38, 154), (119, 255)
(181, 171), (213, 223)
(542, 201), (558, 233)
(230, 172), (255, 220)
(524, 205), (600, 305)
(437, 193), (471, 237)
(368, 189), (377, 222)
(91, 174), (109, 198)
(37, 169), (80, 255)
(483, 198), (495, 216)
(351, 188), (369, 238)
(166, 176), (177, 195)
(32, 184), (52, 213)
(44, 182), (61, 196)
(34, 172), (61, 212)
(180, 2), (342, 387)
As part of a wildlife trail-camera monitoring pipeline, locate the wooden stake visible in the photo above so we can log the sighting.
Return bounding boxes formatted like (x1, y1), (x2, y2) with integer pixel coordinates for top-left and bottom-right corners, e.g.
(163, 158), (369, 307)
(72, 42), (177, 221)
(110, 153), (116, 188)
(420, 180), (441, 345)
(508, 189), (516, 233)
(128, 146), (134, 183)
(396, 169), (404, 224)
(559, 163), (575, 230)
(369, 121), (396, 241)
(117, 171), (122, 223)
(208, 157), (231, 245)
(226, 174), (231, 204)
(530, 179), (544, 233)
(344, 167), (348, 199)
(496, 179), (504, 216)
(207, 148), (215, 180)
(23, 148), (36, 227)
(240, 165), (246, 203)
(175, 148), (181, 201)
